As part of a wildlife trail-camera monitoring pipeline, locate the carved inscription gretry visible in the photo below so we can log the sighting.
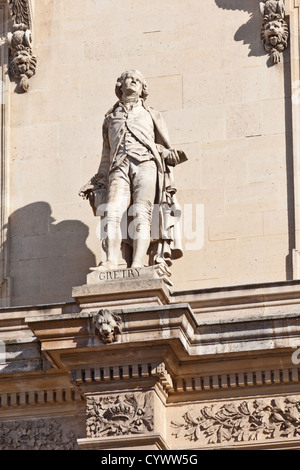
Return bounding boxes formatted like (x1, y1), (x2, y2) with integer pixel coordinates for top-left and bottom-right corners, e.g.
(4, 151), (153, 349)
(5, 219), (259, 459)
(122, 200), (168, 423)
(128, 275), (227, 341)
(98, 267), (141, 281)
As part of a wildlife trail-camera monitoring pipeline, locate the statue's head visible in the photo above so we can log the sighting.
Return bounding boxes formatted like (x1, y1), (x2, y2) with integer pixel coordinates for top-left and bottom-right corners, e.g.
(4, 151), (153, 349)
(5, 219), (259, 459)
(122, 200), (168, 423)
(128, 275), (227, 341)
(115, 69), (149, 101)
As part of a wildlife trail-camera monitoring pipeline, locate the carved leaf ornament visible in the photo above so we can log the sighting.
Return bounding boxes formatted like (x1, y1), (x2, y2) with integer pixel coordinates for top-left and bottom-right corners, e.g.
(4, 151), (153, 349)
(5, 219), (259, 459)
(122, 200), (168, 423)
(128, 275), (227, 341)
(171, 396), (300, 445)
(0, 419), (77, 450)
(86, 393), (154, 438)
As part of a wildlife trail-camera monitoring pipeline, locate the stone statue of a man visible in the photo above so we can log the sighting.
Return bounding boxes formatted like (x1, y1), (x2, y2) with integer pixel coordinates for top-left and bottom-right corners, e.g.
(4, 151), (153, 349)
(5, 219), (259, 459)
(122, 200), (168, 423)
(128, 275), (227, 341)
(80, 70), (187, 272)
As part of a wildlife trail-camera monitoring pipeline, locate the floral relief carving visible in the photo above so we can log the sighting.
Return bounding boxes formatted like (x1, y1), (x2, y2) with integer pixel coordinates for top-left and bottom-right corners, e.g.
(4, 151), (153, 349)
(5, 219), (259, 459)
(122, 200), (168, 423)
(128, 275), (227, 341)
(171, 396), (300, 445)
(86, 392), (154, 438)
(0, 419), (78, 450)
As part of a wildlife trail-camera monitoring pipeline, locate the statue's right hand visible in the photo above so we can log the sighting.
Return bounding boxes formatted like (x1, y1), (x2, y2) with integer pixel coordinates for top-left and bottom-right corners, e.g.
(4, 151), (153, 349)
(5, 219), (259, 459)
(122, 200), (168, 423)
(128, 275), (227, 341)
(79, 178), (106, 199)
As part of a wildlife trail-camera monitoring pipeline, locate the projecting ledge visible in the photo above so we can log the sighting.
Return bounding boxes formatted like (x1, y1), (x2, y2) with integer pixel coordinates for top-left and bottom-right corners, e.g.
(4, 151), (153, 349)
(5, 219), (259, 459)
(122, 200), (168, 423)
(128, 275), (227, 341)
(77, 433), (169, 450)
(24, 298), (300, 369)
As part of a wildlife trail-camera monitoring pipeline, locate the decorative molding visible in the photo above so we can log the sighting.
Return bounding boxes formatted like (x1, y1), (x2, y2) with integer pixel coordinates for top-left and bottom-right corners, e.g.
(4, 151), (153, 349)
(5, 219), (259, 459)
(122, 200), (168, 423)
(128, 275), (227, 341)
(71, 364), (299, 396)
(259, 0), (289, 64)
(6, 0), (36, 91)
(0, 418), (78, 450)
(172, 395), (300, 445)
(70, 361), (174, 393)
(86, 392), (154, 438)
(91, 309), (122, 344)
(0, 387), (79, 410)
(173, 368), (300, 394)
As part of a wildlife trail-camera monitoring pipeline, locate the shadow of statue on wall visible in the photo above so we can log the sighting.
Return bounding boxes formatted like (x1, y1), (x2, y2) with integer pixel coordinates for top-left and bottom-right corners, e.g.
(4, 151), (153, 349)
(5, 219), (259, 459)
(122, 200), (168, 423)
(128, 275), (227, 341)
(214, 0), (266, 59)
(6, 201), (96, 306)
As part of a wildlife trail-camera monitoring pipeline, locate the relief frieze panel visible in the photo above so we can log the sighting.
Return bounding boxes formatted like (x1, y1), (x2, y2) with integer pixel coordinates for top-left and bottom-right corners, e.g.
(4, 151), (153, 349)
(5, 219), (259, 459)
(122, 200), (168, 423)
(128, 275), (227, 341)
(171, 395), (300, 446)
(0, 418), (79, 450)
(86, 392), (154, 438)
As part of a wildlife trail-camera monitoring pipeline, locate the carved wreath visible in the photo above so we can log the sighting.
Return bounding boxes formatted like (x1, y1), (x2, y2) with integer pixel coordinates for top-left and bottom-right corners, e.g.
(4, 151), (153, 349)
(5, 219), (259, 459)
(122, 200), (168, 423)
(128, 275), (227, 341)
(86, 392), (154, 438)
(172, 396), (300, 445)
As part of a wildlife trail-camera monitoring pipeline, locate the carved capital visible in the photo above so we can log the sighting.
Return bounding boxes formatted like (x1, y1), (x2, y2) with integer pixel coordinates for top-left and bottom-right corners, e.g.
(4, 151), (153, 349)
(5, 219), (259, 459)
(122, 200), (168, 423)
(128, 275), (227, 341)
(260, 1), (289, 64)
(6, 1), (36, 91)
(86, 392), (154, 438)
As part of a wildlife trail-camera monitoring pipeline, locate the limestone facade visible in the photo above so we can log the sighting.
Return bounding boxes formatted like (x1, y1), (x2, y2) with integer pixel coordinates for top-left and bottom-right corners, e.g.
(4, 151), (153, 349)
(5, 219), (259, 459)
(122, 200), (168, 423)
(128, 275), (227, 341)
(0, 0), (300, 451)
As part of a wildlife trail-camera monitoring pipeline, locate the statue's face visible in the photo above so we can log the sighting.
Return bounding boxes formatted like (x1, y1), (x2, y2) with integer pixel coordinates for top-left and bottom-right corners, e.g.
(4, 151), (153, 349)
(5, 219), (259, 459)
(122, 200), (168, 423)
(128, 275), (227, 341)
(121, 71), (144, 97)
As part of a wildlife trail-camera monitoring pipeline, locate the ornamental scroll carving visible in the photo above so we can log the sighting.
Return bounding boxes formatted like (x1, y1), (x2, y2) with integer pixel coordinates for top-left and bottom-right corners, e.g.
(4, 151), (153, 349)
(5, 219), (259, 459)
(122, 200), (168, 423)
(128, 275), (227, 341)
(86, 392), (154, 438)
(171, 396), (300, 445)
(7, 0), (37, 91)
(259, 0), (289, 64)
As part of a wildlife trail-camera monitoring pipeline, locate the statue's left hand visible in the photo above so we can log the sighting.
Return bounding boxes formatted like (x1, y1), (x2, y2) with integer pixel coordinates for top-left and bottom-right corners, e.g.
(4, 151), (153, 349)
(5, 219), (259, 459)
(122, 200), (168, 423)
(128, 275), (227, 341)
(163, 149), (181, 166)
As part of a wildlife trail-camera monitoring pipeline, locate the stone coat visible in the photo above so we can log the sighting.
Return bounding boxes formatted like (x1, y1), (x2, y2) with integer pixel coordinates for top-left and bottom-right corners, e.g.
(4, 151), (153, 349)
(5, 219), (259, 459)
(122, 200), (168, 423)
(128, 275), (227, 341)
(98, 100), (172, 201)
(88, 100), (184, 266)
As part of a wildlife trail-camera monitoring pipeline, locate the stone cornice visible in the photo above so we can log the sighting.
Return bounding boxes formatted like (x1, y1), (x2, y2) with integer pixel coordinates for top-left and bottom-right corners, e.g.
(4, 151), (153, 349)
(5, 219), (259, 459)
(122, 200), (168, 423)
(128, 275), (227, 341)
(25, 301), (300, 381)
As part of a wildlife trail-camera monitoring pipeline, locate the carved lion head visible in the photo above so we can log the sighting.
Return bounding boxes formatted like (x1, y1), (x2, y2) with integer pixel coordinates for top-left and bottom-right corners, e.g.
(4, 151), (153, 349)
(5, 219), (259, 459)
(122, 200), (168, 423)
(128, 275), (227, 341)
(93, 309), (122, 344)
(261, 17), (288, 51)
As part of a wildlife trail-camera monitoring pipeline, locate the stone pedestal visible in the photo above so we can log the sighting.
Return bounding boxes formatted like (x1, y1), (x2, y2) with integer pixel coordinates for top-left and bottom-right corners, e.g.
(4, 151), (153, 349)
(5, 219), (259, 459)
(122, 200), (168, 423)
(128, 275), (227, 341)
(72, 266), (172, 312)
(26, 267), (178, 450)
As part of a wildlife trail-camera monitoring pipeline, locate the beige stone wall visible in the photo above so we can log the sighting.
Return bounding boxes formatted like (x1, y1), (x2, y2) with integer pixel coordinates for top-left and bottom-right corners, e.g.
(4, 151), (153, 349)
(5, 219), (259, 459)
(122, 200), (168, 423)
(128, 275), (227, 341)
(6, 0), (293, 305)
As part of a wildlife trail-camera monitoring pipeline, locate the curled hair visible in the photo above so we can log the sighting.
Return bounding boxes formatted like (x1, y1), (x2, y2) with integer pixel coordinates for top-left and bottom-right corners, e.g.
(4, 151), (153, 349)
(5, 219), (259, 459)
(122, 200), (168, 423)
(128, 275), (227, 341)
(115, 70), (149, 100)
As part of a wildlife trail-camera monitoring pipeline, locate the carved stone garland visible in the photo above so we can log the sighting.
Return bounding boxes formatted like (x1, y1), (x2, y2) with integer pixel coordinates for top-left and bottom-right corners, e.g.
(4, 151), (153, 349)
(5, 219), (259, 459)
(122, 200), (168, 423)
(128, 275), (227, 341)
(6, 0), (37, 91)
(260, 0), (289, 64)
(172, 396), (300, 445)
